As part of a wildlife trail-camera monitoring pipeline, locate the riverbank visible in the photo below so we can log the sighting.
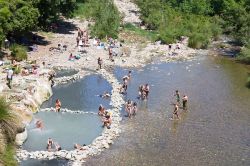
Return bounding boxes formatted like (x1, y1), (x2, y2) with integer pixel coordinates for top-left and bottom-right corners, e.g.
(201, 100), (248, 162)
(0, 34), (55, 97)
(0, 1), (197, 164)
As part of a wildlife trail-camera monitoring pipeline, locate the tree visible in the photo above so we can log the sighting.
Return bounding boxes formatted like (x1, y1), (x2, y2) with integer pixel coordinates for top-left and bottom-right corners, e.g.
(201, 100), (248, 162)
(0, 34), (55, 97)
(0, 0), (39, 44)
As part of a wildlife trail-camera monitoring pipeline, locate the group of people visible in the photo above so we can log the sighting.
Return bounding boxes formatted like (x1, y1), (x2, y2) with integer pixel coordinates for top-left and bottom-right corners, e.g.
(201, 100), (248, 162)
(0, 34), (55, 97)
(76, 28), (89, 52)
(172, 90), (189, 120)
(125, 100), (137, 118)
(98, 104), (112, 129)
(138, 84), (150, 100)
(46, 138), (62, 152)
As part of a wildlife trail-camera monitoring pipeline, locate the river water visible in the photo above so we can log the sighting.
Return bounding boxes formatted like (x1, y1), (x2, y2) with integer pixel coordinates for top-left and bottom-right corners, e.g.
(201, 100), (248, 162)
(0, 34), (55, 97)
(86, 55), (250, 166)
(21, 55), (250, 166)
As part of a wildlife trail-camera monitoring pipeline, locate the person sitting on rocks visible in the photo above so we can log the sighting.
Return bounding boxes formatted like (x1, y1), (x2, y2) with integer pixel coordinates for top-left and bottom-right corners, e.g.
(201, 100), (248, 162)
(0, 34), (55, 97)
(98, 104), (107, 116)
(69, 53), (74, 61)
(74, 144), (86, 150)
(54, 142), (62, 151)
(102, 113), (112, 129)
(55, 99), (61, 112)
(119, 83), (127, 94)
(35, 119), (44, 129)
(47, 138), (53, 151)
(32, 66), (38, 75)
(21, 67), (29, 76)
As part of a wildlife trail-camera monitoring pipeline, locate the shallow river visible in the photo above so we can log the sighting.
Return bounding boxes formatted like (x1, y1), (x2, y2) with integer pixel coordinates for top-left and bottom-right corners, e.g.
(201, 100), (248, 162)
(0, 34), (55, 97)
(21, 55), (250, 166)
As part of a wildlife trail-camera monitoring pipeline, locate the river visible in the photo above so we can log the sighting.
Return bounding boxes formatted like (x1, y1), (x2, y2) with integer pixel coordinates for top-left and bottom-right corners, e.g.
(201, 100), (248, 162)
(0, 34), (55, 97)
(21, 55), (250, 166)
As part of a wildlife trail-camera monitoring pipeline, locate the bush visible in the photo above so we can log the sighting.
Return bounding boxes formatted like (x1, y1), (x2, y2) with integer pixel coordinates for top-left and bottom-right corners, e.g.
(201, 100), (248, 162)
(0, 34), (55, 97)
(13, 66), (21, 75)
(237, 43), (250, 64)
(0, 97), (18, 142)
(188, 33), (210, 49)
(74, 0), (120, 39)
(247, 77), (250, 88)
(10, 44), (27, 62)
(123, 23), (158, 41)
(135, 0), (221, 47)
(0, 144), (17, 166)
(0, 97), (10, 121)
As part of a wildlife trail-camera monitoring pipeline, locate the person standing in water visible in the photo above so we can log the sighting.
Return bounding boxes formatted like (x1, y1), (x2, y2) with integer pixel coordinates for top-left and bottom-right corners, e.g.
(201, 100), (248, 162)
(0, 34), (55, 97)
(125, 100), (133, 118)
(182, 95), (188, 110)
(174, 90), (180, 104)
(55, 99), (61, 112)
(35, 119), (44, 129)
(132, 102), (137, 115)
(47, 138), (53, 151)
(127, 70), (132, 80)
(144, 84), (150, 99)
(172, 104), (180, 120)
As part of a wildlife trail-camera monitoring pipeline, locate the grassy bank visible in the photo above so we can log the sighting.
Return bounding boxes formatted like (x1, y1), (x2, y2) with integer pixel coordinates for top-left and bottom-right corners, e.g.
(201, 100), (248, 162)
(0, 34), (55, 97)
(0, 144), (17, 166)
(237, 44), (250, 64)
(0, 98), (18, 165)
(123, 23), (158, 42)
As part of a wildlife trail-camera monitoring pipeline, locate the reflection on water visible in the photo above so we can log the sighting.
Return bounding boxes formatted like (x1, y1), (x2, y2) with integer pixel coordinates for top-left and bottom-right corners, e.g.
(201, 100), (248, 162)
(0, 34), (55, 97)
(85, 56), (250, 166)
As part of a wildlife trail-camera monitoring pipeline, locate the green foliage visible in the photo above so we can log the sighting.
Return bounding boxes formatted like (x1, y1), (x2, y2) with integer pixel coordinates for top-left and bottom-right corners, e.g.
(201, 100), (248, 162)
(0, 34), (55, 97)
(237, 43), (250, 64)
(13, 66), (21, 74)
(0, 0), (39, 42)
(10, 44), (27, 62)
(0, 97), (10, 121)
(136, 0), (222, 48)
(0, 144), (17, 166)
(35, 0), (77, 28)
(74, 0), (120, 39)
(247, 76), (250, 88)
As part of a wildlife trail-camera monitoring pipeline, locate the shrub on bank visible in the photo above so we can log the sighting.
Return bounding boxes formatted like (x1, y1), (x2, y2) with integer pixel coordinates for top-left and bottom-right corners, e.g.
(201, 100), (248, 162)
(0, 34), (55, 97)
(247, 77), (250, 88)
(0, 144), (17, 166)
(188, 33), (210, 49)
(237, 43), (250, 64)
(10, 44), (27, 62)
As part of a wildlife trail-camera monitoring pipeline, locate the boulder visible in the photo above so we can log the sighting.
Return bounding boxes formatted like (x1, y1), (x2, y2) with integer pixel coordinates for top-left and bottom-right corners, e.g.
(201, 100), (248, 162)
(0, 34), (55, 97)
(15, 128), (27, 146)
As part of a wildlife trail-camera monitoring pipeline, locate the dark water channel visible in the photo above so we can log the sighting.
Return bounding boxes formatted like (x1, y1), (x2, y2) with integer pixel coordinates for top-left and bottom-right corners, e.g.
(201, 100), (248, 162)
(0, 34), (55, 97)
(85, 55), (250, 166)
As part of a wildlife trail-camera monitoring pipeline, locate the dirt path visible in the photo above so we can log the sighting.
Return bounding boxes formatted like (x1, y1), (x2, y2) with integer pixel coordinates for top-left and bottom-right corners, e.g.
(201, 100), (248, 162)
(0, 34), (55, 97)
(114, 0), (141, 26)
